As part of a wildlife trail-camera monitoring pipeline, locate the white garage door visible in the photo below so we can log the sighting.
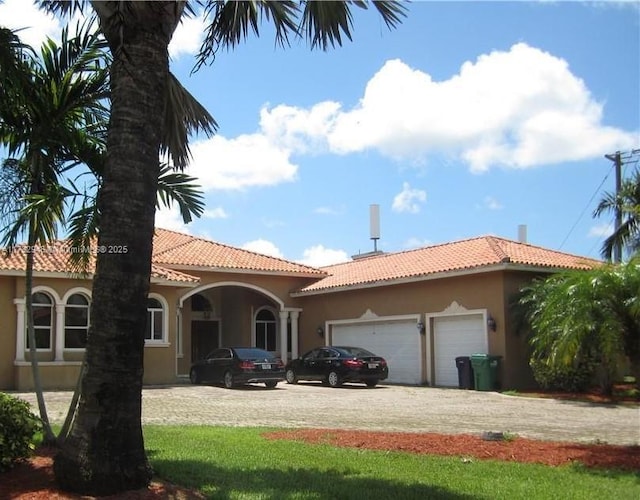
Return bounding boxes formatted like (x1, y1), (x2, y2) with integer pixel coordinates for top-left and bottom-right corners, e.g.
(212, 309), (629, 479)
(433, 314), (486, 387)
(332, 321), (421, 384)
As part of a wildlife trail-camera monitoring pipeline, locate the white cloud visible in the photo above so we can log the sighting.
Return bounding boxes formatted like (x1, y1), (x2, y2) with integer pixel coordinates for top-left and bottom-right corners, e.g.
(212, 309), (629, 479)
(260, 101), (342, 154)
(258, 43), (637, 172)
(155, 206), (192, 233)
(314, 205), (344, 215)
(241, 239), (284, 259)
(187, 134), (298, 190)
(169, 13), (206, 59)
(0, 0), (62, 48)
(299, 245), (350, 267)
(203, 207), (228, 219)
(588, 223), (613, 238)
(483, 196), (504, 211)
(392, 182), (427, 214)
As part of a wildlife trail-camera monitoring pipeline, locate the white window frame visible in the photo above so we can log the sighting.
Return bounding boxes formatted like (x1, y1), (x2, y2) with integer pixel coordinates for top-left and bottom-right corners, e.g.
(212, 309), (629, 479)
(29, 291), (54, 352)
(63, 292), (91, 350)
(254, 306), (277, 352)
(146, 293), (169, 346)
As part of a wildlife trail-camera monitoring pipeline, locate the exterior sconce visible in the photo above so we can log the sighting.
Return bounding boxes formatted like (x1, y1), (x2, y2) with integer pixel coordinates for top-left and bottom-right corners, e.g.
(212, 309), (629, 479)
(316, 326), (324, 337)
(416, 321), (425, 335)
(487, 315), (497, 332)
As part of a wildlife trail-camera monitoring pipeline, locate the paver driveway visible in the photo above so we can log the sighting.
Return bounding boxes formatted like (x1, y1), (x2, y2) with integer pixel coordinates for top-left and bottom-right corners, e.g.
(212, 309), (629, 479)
(11, 382), (639, 445)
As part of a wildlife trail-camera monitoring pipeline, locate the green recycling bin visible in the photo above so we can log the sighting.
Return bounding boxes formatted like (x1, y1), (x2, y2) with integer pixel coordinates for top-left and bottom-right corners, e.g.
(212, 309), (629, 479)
(470, 354), (501, 391)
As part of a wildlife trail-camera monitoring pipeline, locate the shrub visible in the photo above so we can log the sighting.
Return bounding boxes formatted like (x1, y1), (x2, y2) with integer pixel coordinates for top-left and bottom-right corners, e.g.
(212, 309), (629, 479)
(0, 392), (42, 472)
(529, 358), (595, 393)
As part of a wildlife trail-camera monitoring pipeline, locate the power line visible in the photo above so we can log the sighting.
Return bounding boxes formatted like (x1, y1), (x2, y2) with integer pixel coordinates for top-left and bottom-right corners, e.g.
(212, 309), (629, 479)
(558, 164), (613, 251)
(560, 149), (640, 255)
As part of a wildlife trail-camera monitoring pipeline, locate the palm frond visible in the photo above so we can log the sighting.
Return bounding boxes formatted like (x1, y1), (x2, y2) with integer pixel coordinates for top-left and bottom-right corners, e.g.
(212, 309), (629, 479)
(194, 1), (405, 70)
(67, 203), (100, 275)
(196, 0), (298, 70)
(162, 72), (217, 170)
(156, 163), (205, 223)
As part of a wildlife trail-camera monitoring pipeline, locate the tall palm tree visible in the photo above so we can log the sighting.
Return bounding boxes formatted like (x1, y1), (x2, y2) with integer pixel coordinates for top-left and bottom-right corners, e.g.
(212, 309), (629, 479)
(593, 168), (640, 262)
(0, 22), (110, 444)
(1, 21), (212, 447)
(38, 2), (407, 495)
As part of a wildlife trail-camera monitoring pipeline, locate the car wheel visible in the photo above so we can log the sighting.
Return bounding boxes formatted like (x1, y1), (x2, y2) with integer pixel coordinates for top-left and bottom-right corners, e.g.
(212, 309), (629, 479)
(327, 370), (342, 388)
(264, 381), (278, 389)
(223, 371), (235, 389)
(285, 369), (298, 384)
(189, 368), (200, 385)
(365, 380), (378, 388)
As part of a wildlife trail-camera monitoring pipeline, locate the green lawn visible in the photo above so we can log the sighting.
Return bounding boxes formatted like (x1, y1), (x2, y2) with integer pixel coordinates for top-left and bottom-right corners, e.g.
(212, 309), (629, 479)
(143, 426), (639, 500)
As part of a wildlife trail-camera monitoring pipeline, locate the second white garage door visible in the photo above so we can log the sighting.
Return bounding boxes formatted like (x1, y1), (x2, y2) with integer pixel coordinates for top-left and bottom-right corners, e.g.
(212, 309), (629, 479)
(433, 314), (487, 387)
(332, 320), (421, 385)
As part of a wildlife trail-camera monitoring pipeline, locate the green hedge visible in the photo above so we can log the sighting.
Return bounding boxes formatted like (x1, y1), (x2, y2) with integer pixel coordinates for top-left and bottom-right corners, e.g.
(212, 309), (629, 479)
(529, 358), (596, 392)
(0, 392), (42, 472)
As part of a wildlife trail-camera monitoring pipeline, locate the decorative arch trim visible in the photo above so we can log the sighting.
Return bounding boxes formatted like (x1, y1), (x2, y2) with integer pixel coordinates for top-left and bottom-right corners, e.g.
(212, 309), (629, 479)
(179, 281), (284, 309)
(147, 292), (169, 345)
(30, 285), (61, 304)
(61, 287), (92, 303)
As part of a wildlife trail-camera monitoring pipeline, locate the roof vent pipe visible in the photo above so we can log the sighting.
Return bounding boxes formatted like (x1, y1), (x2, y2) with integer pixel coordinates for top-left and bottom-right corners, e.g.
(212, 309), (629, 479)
(370, 204), (380, 252)
(518, 224), (527, 243)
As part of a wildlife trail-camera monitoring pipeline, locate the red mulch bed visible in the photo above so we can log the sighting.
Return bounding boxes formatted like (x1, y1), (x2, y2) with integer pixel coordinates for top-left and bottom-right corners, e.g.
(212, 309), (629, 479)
(0, 447), (205, 499)
(263, 429), (640, 470)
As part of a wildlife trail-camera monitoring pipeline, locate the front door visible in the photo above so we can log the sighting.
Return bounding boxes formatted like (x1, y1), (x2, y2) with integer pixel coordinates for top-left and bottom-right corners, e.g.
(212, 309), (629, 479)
(192, 320), (219, 362)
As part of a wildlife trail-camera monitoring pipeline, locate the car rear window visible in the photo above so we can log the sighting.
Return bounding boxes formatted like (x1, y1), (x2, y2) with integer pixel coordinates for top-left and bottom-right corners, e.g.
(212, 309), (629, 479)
(338, 347), (376, 357)
(234, 348), (273, 359)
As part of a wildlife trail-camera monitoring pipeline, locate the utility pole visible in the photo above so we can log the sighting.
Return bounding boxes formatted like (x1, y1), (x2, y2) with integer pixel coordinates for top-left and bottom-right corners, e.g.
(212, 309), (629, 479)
(604, 151), (623, 263)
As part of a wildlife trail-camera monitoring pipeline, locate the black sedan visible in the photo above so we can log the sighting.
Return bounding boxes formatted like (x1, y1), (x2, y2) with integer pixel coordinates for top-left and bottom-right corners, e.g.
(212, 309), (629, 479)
(285, 346), (388, 388)
(189, 347), (285, 389)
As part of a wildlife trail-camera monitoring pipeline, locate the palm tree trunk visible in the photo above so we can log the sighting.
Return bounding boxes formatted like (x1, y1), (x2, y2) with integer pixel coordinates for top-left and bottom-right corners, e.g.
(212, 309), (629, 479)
(53, 11), (178, 495)
(25, 224), (55, 444)
(56, 358), (84, 446)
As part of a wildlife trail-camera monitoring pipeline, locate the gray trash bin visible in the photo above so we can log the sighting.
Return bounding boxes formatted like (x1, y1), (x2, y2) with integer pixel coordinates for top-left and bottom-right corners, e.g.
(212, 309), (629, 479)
(455, 356), (474, 389)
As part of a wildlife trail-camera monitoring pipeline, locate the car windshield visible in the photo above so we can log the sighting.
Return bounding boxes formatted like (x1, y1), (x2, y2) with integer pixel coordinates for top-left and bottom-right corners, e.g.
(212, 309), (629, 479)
(234, 348), (274, 359)
(337, 347), (377, 357)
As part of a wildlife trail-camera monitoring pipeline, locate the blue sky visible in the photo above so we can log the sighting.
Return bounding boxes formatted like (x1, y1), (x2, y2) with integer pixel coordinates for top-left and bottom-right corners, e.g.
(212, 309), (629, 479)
(2, 1), (639, 266)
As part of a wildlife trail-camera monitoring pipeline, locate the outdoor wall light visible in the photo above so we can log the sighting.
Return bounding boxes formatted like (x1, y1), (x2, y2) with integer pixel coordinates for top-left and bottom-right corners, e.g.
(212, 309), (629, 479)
(316, 326), (324, 337)
(487, 315), (497, 332)
(416, 321), (426, 335)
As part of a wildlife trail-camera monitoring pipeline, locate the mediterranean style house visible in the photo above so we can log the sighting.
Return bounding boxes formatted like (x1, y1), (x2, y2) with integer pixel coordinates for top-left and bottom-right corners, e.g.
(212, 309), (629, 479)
(0, 228), (599, 391)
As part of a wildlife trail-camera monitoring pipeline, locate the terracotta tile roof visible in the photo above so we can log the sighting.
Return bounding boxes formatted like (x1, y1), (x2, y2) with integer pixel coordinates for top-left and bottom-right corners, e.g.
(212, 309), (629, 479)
(0, 240), (198, 284)
(296, 236), (601, 294)
(0, 229), (325, 282)
(152, 228), (326, 277)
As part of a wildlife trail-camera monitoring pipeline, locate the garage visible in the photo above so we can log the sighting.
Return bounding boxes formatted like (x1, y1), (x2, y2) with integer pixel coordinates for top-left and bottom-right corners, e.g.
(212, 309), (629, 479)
(331, 320), (421, 384)
(433, 314), (487, 387)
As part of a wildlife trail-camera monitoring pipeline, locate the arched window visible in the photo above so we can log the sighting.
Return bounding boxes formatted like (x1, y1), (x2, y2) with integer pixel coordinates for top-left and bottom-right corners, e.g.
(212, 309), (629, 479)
(147, 297), (165, 343)
(30, 292), (53, 350)
(255, 308), (276, 352)
(65, 293), (90, 349)
(191, 294), (211, 312)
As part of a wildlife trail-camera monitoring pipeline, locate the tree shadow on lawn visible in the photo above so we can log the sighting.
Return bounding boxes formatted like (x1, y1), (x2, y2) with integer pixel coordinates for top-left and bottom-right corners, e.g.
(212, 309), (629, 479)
(147, 455), (474, 500)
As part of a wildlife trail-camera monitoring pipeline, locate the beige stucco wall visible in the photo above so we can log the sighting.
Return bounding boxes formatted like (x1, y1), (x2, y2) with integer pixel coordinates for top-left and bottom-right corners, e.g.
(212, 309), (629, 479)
(0, 276), (18, 389)
(1, 265), (545, 391)
(1, 277), (193, 390)
(173, 271), (314, 372)
(294, 270), (536, 389)
(13, 362), (82, 391)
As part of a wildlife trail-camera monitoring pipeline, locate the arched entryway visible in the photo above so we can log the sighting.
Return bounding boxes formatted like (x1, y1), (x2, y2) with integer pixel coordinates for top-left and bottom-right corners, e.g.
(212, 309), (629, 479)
(189, 293), (219, 363)
(177, 282), (301, 378)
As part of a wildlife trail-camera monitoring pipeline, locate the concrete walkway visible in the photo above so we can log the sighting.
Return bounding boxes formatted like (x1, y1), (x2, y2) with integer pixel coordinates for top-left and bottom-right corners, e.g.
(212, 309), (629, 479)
(10, 383), (640, 445)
